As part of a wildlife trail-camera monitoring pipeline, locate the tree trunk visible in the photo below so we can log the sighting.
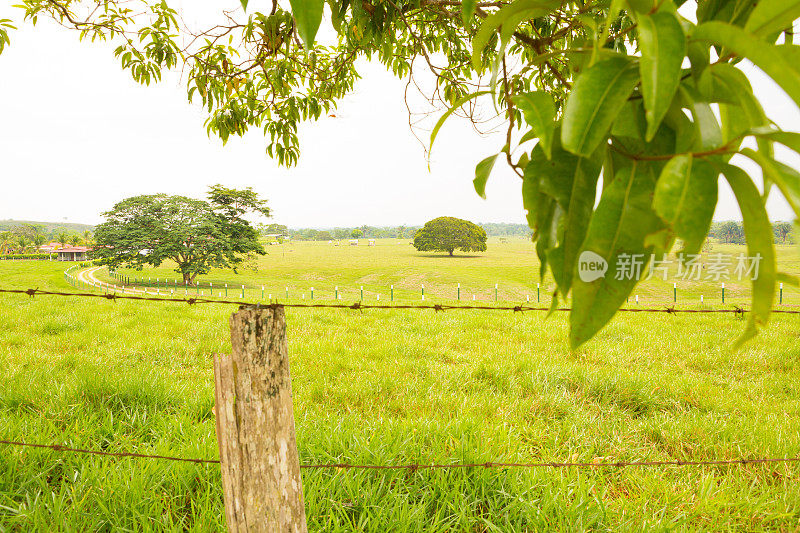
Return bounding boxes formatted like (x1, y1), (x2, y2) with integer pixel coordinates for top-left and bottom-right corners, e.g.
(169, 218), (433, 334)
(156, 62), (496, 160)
(448, 249), (454, 256)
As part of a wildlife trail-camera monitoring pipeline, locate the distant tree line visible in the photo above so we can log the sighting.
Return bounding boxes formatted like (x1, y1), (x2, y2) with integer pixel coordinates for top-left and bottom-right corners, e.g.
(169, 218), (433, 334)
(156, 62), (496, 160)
(0, 219), (94, 234)
(284, 225), (421, 241)
(283, 222), (533, 241)
(0, 222), (93, 255)
(708, 221), (795, 245)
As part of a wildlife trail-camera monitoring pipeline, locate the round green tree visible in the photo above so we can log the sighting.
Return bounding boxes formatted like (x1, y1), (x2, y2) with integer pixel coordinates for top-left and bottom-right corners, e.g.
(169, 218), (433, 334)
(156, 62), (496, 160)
(413, 217), (487, 257)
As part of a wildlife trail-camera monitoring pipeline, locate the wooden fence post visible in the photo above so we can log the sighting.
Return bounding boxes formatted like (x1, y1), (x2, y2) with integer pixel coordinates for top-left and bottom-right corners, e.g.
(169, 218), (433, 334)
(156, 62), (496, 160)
(214, 305), (308, 532)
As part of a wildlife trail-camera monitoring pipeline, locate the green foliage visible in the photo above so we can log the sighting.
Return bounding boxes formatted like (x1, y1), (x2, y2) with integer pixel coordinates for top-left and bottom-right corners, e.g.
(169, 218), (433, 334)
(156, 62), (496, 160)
(712, 221), (745, 245)
(719, 164), (777, 345)
(653, 155), (717, 256)
(774, 221), (793, 244)
(570, 162), (665, 348)
(0, 253), (51, 260)
(287, 0), (323, 46)
(413, 217), (487, 256)
(473, 154), (500, 199)
(92, 186), (269, 284)
(637, 12), (686, 141)
(561, 56), (640, 157)
(513, 92), (555, 159)
(0, 19), (14, 55)
(9, 0), (800, 345)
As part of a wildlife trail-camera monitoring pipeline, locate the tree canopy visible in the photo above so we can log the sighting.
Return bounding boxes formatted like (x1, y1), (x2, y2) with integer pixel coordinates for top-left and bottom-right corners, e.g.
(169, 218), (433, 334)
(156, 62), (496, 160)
(6, 0), (800, 345)
(93, 186), (270, 284)
(413, 216), (487, 255)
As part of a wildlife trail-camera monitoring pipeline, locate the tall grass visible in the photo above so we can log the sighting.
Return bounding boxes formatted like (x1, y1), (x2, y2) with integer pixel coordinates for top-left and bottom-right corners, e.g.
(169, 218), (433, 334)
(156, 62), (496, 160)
(1, 250), (799, 531)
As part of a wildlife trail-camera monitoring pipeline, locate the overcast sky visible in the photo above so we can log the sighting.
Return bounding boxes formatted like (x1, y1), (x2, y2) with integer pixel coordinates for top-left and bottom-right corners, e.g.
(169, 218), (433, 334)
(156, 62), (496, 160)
(0, 2), (796, 229)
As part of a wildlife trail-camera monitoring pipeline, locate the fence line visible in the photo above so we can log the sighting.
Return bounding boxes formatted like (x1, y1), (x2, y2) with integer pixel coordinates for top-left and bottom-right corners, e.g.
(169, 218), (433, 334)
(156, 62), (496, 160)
(64, 265), (797, 307)
(3, 287), (800, 314)
(2, 439), (798, 470)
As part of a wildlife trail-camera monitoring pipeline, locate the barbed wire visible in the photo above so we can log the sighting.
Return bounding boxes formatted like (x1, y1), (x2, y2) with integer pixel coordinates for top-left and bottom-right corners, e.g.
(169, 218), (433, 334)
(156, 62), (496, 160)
(0, 439), (218, 464)
(2, 287), (799, 314)
(3, 439), (799, 470)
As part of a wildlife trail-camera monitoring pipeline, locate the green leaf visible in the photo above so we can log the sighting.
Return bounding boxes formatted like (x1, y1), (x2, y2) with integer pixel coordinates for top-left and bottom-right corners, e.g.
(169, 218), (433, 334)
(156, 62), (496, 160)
(692, 22), (800, 111)
(625, 0), (656, 13)
(289, 0), (325, 46)
(537, 201), (561, 279)
(522, 161), (542, 230)
(653, 155), (718, 255)
(239, 0), (249, 11)
(678, 83), (723, 151)
(471, 0), (560, 69)
(531, 135), (604, 294)
(662, 98), (698, 153)
(718, 163), (777, 346)
(778, 272), (800, 286)
(749, 129), (800, 156)
(698, 63), (769, 131)
(598, 0), (624, 56)
(523, 160), (561, 279)
(561, 56), (640, 157)
(512, 92), (556, 159)
(796, 220), (800, 256)
(744, 0), (800, 39)
(687, 37), (710, 80)
(474, 154), (500, 199)
(638, 12), (686, 141)
(570, 162), (665, 348)
(461, 0), (477, 27)
(740, 147), (800, 218)
(430, 91), (491, 156)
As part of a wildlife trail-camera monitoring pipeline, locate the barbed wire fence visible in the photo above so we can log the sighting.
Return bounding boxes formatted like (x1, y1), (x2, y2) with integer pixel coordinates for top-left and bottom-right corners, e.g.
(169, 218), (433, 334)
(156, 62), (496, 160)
(63, 262), (799, 307)
(3, 438), (799, 470)
(3, 287), (800, 315)
(3, 266), (800, 530)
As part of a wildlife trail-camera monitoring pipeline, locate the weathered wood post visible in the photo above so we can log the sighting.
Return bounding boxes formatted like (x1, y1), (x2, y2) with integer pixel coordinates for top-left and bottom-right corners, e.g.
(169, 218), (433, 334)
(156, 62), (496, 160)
(214, 305), (308, 532)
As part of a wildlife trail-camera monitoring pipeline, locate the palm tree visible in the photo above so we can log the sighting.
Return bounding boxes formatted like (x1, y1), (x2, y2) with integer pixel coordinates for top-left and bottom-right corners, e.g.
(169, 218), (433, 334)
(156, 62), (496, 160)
(16, 235), (30, 253)
(0, 232), (13, 254)
(33, 234), (46, 250)
(57, 232), (68, 248)
(83, 229), (93, 245)
(68, 234), (81, 247)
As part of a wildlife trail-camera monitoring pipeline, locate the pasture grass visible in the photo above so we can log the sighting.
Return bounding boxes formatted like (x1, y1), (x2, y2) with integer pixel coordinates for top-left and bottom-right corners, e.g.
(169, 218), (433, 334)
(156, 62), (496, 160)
(1, 243), (800, 531)
(96, 238), (800, 307)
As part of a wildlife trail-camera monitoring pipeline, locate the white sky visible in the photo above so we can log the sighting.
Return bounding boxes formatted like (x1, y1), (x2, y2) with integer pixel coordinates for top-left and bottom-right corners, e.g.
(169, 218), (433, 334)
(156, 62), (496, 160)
(0, 3), (796, 228)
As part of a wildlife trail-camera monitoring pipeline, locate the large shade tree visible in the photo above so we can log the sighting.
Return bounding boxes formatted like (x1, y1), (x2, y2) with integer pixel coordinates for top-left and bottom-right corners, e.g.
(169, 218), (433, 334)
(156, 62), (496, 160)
(5, 0), (800, 345)
(413, 216), (487, 255)
(93, 185), (270, 285)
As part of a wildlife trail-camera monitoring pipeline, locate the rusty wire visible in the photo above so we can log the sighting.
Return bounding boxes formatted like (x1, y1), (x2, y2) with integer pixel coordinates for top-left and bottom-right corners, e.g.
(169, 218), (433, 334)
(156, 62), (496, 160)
(2, 288), (799, 314)
(2, 439), (799, 470)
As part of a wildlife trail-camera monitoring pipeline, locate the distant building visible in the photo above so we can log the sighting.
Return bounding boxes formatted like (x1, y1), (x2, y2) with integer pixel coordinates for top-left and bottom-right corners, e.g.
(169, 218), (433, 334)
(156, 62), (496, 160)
(56, 246), (90, 261)
(263, 233), (287, 244)
(38, 242), (62, 253)
(349, 239), (359, 246)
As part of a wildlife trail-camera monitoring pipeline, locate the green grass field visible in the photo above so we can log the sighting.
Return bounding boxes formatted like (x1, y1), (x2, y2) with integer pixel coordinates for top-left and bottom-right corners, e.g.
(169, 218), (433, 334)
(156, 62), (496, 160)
(2, 240), (800, 531)
(95, 238), (800, 307)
